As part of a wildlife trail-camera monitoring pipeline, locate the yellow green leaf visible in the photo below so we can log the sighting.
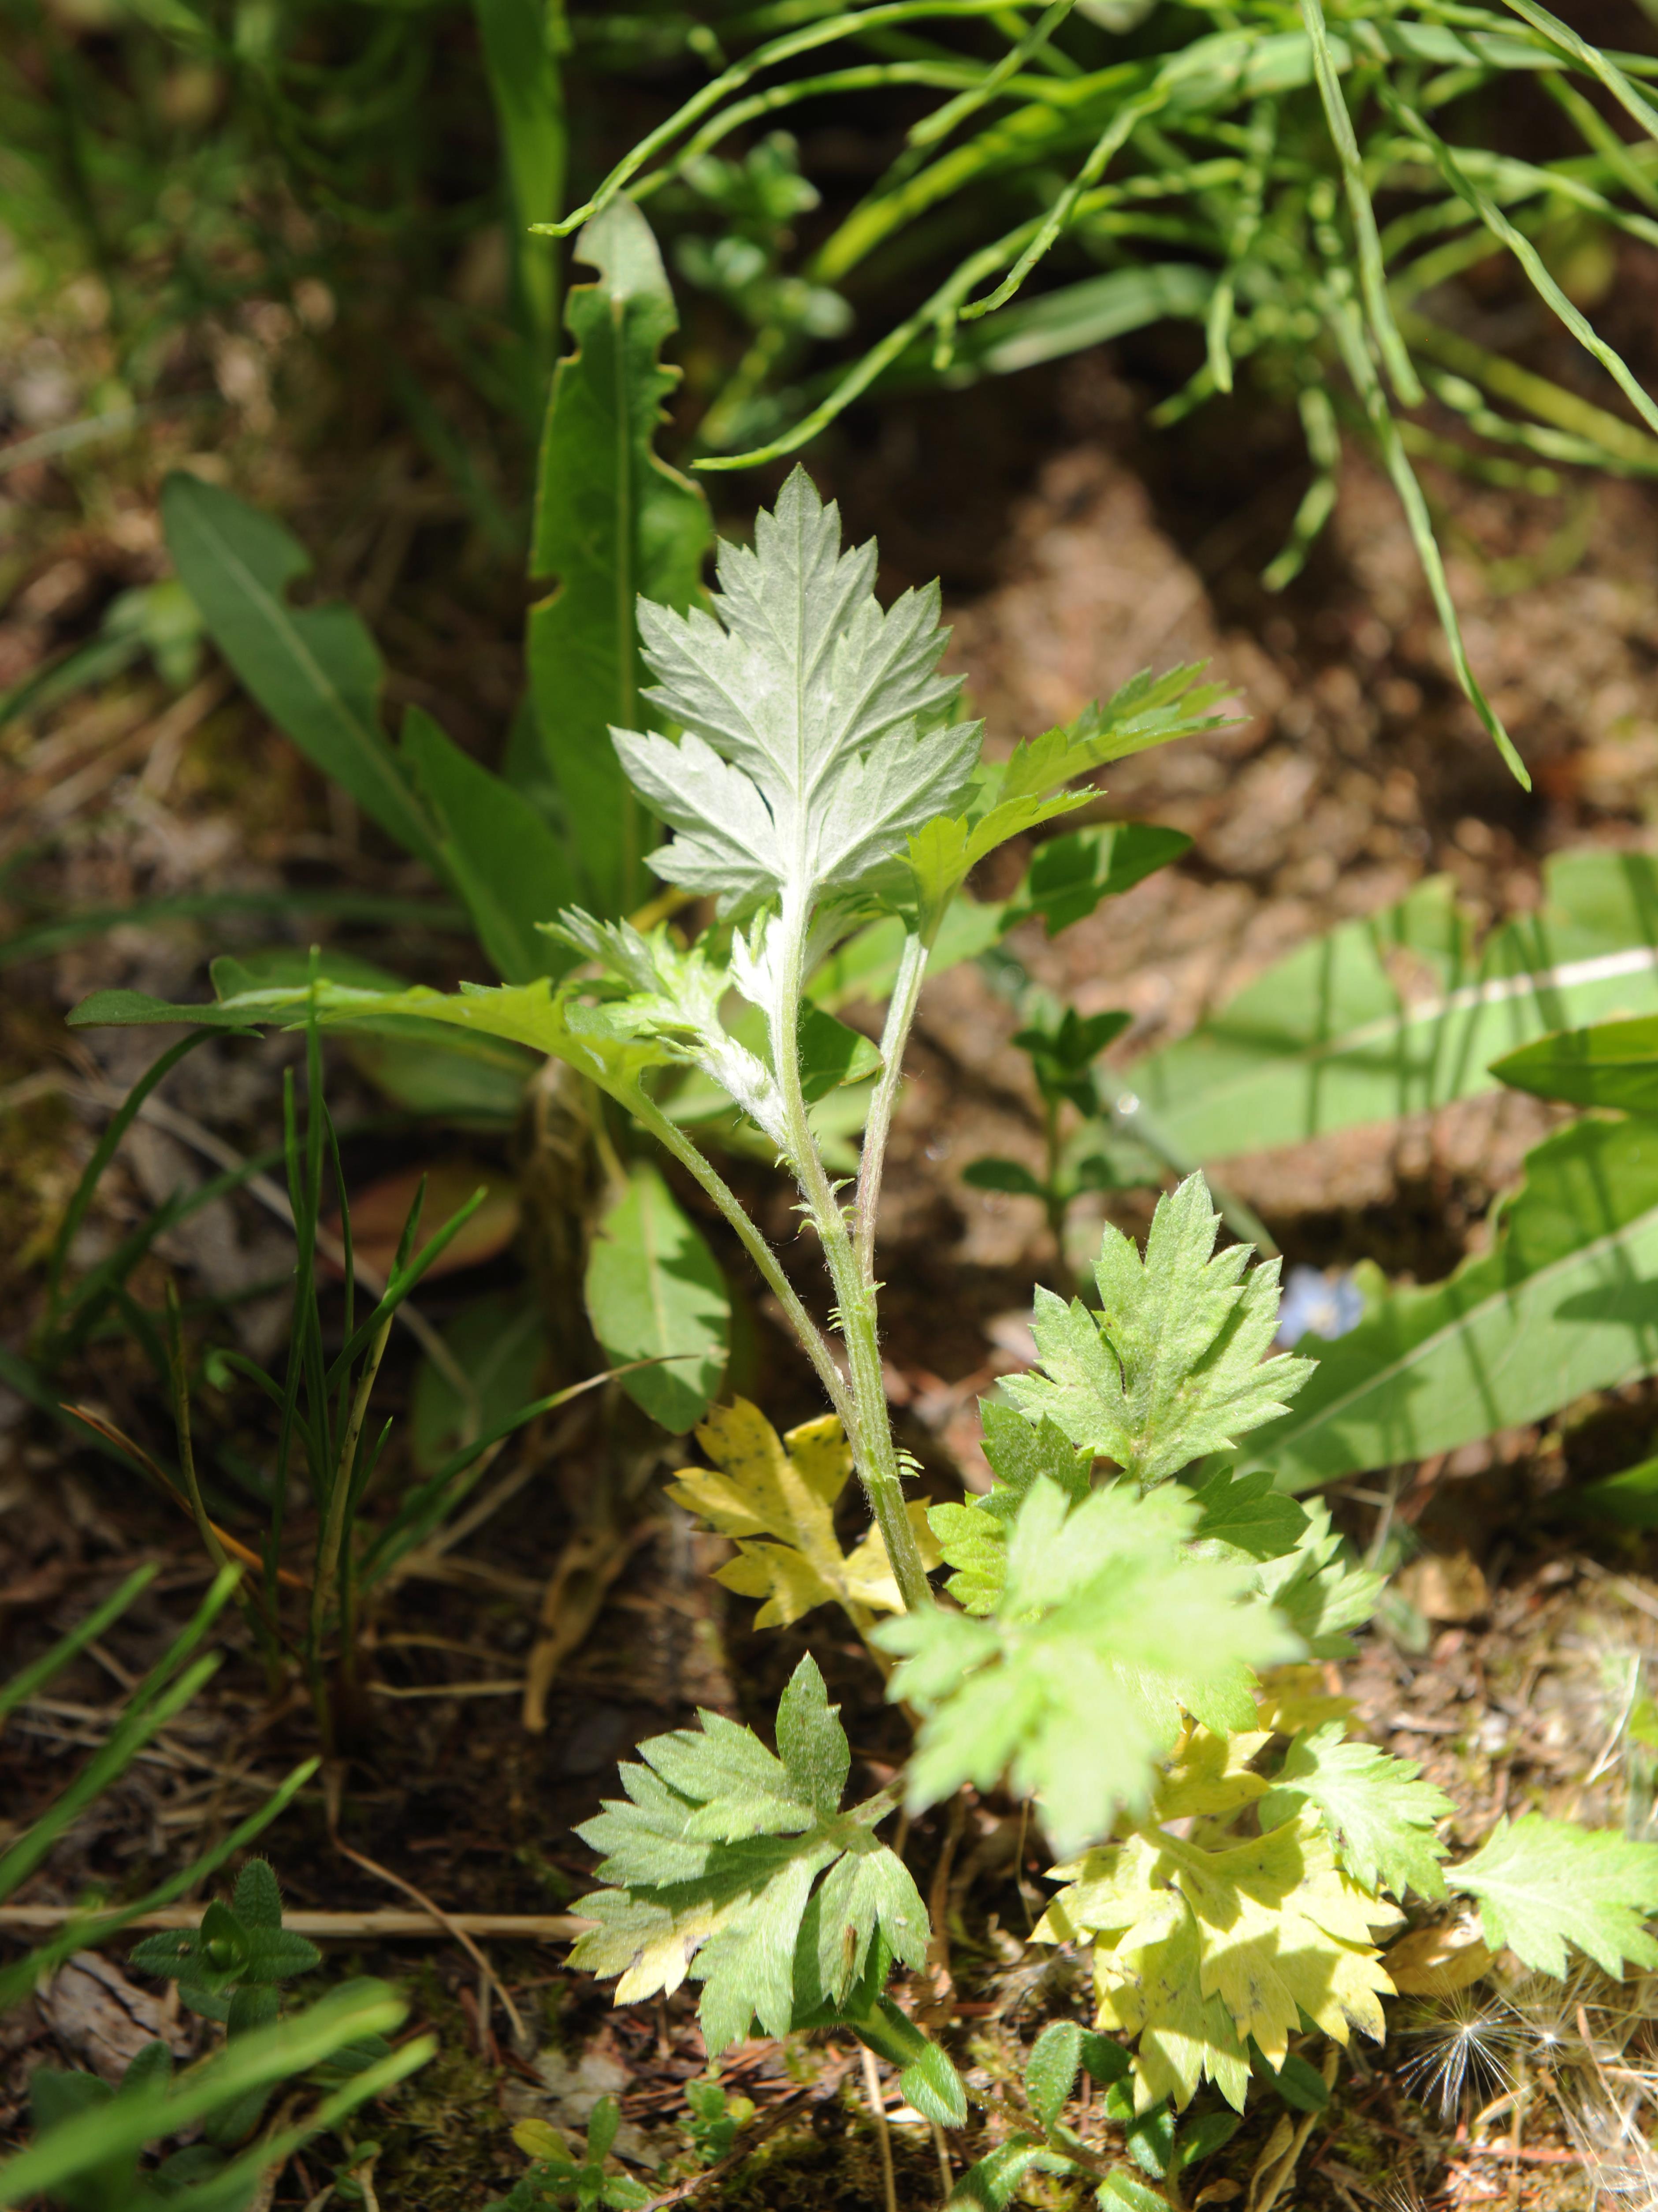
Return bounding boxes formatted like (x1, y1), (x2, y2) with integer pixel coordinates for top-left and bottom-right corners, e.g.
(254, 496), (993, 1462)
(666, 1400), (939, 1631)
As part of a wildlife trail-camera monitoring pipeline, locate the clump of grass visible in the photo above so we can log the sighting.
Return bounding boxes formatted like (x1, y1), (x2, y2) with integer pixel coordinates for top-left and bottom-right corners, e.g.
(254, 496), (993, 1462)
(556, 0), (1658, 787)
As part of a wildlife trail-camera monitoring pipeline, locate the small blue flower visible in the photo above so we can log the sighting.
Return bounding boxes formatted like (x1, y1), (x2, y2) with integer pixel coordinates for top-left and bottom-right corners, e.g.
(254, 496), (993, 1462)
(1276, 1264), (1365, 1347)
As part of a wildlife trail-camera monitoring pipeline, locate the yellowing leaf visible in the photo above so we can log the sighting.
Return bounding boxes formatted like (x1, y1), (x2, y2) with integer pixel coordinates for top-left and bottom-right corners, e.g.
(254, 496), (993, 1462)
(667, 1399), (938, 1631)
(1163, 1818), (1394, 2062)
(1154, 1728), (1272, 1821)
(1034, 1836), (1167, 1945)
(1094, 1906), (1250, 2114)
(1255, 1666), (1356, 1736)
(1039, 1814), (1394, 2104)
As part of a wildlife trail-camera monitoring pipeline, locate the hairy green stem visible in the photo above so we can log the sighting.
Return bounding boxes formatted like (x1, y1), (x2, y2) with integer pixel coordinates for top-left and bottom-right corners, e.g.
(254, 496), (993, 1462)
(773, 903), (934, 1613)
(854, 927), (929, 1288)
(624, 1086), (855, 1435)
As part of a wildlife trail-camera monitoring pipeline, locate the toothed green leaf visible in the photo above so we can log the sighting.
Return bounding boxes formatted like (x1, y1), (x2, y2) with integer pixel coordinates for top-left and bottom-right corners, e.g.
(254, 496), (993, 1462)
(1449, 1814), (1658, 1977)
(879, 1478), (1301, 1857)
(1004, 1174), (1312, 1486)
(1251, 1501), (1384, 1658)
(1189, 1467), (1310, 1563)
(612, 467), (982, 909)
(569, 1656), (926, 2050)
(928, 1405), (1092, 1615)
(1257, 1723), (1451, 1899)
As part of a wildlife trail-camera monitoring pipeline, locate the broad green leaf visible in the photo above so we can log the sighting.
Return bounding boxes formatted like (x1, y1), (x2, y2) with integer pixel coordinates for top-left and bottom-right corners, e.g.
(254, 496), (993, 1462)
(1014, 1006), (1131, 1117)
(1005, 1175), (1312, 1485)
(1493, 1013), (1658, 1113)
(473, 0), (565, 355)
(223, 949), (539, 1125)
(328, 1026), (535, 1128)
(961, 1156), (1047, 1200)
(615, 468), (981, 908)
(1188, 1467), (1309, 1562)
(1100, 2175), (1172, 2212)
(66, 988), (264, 1032)
(1257, 1722), (1451, 1898)
(845, 1995), (969, 2130)
(807, 893), (1008, 1012)
(569, 1655), (926, 2051)
(585, 1164), (729, 1432)
(67, 953), (539, 1127)
(411, 1289), (547, 1474)
(402, 706), (580, 983)
(1449, 1814), (1658, 1977)
(160, 474), (444, 880)
(526, 198), (710, 917)
(1008, 822), (1193, 938)
(230, 1860), (282, 1935)
(1174, 2111), (1242, 2173)
(928, 1403), (1091, 1615)
(721, 998), (881, 1105)
(665, 1398), (938, 1628)
(1131, 852), (1658, 1159)
(879, 1477), (1300, 1856)
(1246, 1116), (1658, 1489)
(1260, 2050), (1331, 2113)
(1570, 1453), (1658, 1529)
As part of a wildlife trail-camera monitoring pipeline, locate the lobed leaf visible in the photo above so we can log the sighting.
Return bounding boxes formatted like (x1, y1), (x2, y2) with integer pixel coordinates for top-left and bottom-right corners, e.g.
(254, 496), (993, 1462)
(1004, 1174), (1312, 1486)
(1449, 1814), (1658, 1977)
(927, 1402), (1092, 1616)
(1037, 1814), (1394, 2108)
(666, 1399), (939, 1629)
(613, 467), (982, 909)
(1250, 1501), (1385, 1657)
(1257, 1723), (1451, 1899)
(570, 1656), (926, 2052)
(584, 1166), (730, 1433)
(879, 1476), (1301, 1857)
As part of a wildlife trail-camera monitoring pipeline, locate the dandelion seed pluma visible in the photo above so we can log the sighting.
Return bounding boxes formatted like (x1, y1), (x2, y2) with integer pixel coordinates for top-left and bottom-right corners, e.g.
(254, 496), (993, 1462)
(1399, 1988), (1518, 2119)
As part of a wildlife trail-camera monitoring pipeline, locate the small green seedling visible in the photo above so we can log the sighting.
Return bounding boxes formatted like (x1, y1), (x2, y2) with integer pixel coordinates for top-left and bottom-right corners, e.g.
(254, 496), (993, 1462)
(490, 2100), (651, 2211)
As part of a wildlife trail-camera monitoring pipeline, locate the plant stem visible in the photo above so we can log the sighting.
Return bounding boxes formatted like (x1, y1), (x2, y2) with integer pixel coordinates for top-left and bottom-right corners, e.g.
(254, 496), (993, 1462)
(854, 927), (929, 1288)
(310, 1312), (392, 1672)
(773, 903), (933, 1613)
(164, 1281), (231, 1578)
(625, 1087), (855, 1434)
(1041, 1097), (1074, 1296)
